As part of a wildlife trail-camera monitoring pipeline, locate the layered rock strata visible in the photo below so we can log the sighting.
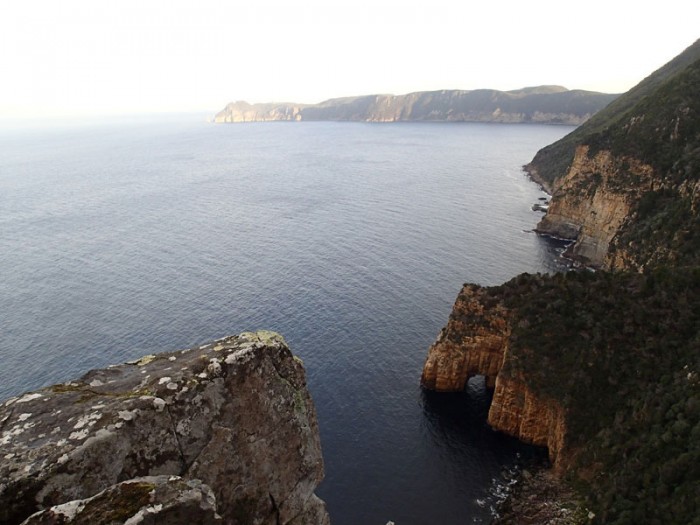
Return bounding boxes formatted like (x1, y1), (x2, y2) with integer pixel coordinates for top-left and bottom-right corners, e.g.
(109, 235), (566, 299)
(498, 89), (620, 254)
(526, 40), (700, 271)
(421, 285), (568, 468)
(535, 145), (654, 268)
(0, 331), (329, 525)
(420, 285), (509, 390)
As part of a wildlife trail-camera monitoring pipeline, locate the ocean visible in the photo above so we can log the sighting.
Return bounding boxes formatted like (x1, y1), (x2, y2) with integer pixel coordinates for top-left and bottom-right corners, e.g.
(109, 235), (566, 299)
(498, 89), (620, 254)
(0, 117), (573, 524)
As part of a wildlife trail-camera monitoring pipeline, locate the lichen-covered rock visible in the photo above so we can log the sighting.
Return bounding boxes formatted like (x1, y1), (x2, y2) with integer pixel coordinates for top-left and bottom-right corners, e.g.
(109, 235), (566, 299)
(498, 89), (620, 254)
(0, 331), (329, 525)
(20, 476), (220, 525)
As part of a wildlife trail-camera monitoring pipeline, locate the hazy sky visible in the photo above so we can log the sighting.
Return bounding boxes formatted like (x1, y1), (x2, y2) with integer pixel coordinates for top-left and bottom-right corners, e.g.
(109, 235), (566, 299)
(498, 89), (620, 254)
(1, 0), (697, 118)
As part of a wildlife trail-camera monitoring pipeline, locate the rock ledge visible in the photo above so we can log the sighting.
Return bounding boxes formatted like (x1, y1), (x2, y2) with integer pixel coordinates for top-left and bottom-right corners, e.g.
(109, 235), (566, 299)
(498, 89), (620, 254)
(0, 331), (329, 525)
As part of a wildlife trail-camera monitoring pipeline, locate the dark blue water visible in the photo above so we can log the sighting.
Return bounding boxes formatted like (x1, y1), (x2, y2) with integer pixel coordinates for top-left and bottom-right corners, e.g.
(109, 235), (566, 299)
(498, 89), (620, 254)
(0, 118), (572, 524)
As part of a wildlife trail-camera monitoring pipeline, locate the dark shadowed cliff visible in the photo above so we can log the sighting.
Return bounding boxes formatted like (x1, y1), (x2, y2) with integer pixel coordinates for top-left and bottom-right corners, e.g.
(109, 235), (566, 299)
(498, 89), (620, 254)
(214, 87), (617, 125)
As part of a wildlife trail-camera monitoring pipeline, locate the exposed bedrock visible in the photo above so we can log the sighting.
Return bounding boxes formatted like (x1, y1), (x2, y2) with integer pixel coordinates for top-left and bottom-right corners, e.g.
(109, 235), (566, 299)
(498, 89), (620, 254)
(420, 284), (509, 390)
(0, 331), (330, 525)
(421, 285), (568, 469)
(535, 145), (654, 269)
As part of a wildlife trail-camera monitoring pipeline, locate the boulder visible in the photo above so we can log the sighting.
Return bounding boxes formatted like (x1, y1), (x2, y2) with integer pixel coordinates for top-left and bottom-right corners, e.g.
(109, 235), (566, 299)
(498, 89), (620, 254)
(0, 331), (329, 525)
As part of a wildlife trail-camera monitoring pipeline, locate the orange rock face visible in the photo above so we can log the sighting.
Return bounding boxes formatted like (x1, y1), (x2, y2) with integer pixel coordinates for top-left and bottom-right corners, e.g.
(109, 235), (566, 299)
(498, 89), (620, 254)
(536, 145), (654, 269)
(421, 284), (569, 468)
(488, 375), (568, 470)
(420, 285), (509, 390)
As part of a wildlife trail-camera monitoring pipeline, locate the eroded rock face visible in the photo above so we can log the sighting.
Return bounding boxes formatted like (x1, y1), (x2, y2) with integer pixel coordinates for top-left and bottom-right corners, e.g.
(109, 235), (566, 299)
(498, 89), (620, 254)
(0, 331), (329, 525)
(421, 285), (568, 467)
(421, 285), (509, 390)
(536, 145), (654, 269)
(488, 376), (568, 472)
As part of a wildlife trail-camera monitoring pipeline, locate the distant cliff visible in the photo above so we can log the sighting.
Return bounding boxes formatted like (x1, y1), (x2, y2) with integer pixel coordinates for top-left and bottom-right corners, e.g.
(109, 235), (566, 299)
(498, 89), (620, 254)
(527, 39), (700, 270)
(0, 331), (329, 525)
(421, 270), (699, 524)
(214, 86), (617, 125)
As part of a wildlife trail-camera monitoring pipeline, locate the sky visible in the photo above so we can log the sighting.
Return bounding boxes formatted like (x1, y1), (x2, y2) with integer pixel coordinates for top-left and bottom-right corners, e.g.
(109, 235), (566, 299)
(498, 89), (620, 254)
(0, 0), (697, 119)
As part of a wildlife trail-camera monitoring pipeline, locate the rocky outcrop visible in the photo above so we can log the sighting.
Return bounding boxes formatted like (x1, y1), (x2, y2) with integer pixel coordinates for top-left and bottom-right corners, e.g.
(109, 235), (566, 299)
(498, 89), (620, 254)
(420, 285), (568, 468)
(215, 101), (305, 123)
(493, 468), (588, 524)
(420, 285), (509, 390)
(535, 145), (654, 268)
(214, 87), (617, 125)
(526, 39), (700, 271)
(488, 376), (568, 472)
(0, 331), (329, 525)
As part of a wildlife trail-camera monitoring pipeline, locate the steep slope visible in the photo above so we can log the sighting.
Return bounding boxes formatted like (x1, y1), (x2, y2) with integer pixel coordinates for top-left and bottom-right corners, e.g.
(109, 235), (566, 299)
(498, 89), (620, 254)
(420, 38), (700, 525)
(526, 39), (700, 190)
(214, 87), (617, 125)
(527, 39), (700, 269)
(422, 270), (700, 524)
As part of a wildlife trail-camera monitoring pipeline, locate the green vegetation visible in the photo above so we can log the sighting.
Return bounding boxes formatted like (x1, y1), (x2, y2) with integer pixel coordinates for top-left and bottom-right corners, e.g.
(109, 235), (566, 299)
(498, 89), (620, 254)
(527, 39), (700, 189)
(591, 56), (700, 269)
(485, 269), (700, 524)
(494, 38), (700, 524)
(583, 57), (700, 172)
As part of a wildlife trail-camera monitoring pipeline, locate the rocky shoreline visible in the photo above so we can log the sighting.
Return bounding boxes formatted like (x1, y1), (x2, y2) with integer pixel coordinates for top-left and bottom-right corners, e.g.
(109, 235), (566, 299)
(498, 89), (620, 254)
(493, 467), (589, 525)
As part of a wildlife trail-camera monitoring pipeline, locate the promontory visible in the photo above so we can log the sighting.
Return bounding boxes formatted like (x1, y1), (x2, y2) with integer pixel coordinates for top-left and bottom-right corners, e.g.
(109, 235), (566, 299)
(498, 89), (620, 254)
(214, 86), (617, 126)
(422, 38), (700, 525)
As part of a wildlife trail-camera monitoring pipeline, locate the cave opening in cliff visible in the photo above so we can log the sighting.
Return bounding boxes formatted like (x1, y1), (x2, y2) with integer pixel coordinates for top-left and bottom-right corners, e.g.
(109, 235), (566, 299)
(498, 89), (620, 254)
(466, 374), (488, 396)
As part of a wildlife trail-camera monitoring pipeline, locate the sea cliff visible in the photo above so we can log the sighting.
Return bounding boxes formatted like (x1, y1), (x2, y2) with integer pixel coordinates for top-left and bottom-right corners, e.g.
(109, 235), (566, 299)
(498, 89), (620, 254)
(535, 145), (655, 268)
(0, 331), (329, 525)
(420, 284), (569, 471)
(214, 87), (617, 125)
(421, 269), (699, 524)
(527, 39), (700, 270)
(422, 39), (700, 525)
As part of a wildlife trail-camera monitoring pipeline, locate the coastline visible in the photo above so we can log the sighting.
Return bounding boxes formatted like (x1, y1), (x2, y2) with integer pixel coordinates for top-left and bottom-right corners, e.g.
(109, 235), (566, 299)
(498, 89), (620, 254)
(492, 466), (589, 525)
(522, 162), (552, 194)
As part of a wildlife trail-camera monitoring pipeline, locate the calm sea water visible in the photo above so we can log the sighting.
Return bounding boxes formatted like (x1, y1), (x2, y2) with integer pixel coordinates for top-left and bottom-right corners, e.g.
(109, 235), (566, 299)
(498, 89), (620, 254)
(0, 117), (573, 524)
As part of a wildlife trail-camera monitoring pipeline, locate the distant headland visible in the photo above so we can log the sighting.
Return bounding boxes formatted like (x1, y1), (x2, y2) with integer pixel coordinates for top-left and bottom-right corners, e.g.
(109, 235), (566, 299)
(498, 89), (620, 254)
(214, 86), (618, 126)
